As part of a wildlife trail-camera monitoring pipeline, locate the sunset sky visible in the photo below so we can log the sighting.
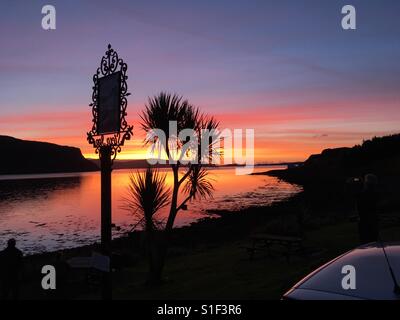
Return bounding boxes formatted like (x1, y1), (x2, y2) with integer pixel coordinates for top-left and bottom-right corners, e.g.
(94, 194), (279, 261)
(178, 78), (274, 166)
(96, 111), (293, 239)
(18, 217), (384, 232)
(0, 0), (399, 162)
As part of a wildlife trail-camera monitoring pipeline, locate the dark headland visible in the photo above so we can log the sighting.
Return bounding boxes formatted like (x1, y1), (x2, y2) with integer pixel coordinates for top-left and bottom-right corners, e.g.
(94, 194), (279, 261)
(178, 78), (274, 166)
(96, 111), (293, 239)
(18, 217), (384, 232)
(0, 135), (98, 175)
(266, 133), (400, 185)
(262, 133), (400, 217)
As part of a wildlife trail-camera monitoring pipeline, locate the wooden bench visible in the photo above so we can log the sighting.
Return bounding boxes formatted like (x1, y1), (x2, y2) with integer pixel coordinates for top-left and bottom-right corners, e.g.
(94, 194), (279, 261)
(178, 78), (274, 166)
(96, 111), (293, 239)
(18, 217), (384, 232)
(244, 233), (303, 262)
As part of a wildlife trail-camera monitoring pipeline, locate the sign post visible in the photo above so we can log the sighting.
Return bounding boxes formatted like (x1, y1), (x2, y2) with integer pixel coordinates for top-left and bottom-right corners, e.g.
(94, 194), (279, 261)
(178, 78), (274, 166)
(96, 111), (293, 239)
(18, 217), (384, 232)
(87, 44), (133, 300)
(100, 145), (112, 299)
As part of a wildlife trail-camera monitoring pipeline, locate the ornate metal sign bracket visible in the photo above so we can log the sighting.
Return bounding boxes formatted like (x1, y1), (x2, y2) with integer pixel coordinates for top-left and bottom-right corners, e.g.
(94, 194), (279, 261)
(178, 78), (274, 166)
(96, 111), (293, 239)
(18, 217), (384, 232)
(87, 44), (133, 162)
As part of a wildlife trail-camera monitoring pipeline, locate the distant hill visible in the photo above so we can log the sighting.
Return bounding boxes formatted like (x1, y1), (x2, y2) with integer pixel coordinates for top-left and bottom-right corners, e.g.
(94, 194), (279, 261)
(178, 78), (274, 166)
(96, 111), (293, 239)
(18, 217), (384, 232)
(268, 133), (400, 184)
(0, 136), (99, 175)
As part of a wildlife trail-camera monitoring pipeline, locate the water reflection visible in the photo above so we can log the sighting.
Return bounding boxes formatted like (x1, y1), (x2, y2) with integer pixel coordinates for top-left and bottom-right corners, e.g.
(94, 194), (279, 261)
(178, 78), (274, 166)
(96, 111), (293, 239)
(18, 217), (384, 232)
(0, 176), (82, 202)
(0, 167), (301, 254)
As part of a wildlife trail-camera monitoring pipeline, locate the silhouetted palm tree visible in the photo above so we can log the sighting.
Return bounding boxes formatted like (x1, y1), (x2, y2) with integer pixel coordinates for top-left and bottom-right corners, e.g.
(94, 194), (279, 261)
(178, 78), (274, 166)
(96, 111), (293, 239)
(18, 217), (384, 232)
(123, 168), (170, 284)
(140, 92), (219, 283)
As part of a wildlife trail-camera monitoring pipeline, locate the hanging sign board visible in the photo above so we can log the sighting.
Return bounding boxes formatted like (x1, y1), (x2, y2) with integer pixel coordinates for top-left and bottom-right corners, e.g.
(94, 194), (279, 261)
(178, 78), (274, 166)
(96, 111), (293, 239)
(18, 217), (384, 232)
(97, 71), (121, 134)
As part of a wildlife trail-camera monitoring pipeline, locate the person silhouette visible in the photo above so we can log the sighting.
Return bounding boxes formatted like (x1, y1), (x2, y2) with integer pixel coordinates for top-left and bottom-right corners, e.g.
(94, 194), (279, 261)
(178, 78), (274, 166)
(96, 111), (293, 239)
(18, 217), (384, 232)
(356, 174), (379, 244)
(0, 238), (23, 300)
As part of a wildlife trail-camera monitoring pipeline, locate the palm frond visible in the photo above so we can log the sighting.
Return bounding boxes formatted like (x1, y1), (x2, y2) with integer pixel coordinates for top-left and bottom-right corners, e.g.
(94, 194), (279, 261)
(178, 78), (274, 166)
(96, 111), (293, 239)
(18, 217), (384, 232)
(140, 92), (203, 156)
(122, 168), (170, 231)
(183, 165), (214, 200)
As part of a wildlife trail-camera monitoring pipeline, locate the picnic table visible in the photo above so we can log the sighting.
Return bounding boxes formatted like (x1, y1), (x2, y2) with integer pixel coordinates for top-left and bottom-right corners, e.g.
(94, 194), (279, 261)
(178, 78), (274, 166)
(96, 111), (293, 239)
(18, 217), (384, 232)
(245, 233), (303, 262)
(67, 252), (110, 272)
(67, 252), (112, 286)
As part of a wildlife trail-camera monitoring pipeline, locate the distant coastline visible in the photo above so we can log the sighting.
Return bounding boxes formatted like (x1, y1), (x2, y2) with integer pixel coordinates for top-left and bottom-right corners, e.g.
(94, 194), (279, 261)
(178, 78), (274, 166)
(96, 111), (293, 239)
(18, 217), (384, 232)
(0, 135), (303, 175)
(88, 158), (302, 171)
(0, 135), (98, 175)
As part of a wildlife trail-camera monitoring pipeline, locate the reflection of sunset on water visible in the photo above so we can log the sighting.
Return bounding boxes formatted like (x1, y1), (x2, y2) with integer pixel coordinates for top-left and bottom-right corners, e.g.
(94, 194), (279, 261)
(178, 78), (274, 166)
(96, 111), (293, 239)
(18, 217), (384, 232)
(0, 166), (300, 254)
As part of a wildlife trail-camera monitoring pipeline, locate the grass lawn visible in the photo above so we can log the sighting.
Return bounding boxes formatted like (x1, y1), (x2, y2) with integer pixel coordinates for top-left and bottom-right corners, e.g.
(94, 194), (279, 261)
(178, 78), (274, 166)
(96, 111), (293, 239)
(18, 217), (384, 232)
(107, 221), (399, 300)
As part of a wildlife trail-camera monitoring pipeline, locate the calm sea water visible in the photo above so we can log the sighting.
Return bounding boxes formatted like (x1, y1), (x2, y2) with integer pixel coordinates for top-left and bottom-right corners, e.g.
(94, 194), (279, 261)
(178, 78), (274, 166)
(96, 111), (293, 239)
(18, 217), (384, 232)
(0, 166), (301, 254)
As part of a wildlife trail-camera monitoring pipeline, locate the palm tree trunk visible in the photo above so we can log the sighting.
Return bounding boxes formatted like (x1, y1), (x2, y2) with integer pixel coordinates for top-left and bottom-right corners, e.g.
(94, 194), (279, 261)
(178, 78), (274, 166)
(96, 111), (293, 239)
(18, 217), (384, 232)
(152, 165), (179, 284)
(146, 231), (165, 285)
(166, 165), (179, 231)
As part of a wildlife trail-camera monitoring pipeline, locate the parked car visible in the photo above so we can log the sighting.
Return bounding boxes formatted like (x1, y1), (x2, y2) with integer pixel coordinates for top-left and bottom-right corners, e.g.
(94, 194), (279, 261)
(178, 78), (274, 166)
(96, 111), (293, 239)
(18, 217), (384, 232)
(283, 242), (400, 300)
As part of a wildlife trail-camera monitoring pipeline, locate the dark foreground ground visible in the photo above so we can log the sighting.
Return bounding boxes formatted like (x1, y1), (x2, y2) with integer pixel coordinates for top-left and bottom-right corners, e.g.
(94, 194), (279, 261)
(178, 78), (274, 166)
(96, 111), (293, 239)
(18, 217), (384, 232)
(11, 173), (400, 299)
